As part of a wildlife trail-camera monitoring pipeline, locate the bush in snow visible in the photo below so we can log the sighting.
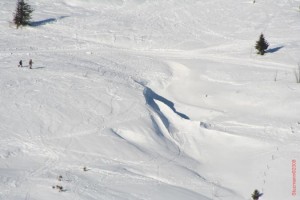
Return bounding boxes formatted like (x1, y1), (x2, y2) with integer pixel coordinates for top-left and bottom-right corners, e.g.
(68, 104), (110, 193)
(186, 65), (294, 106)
(255, 34), (269, 55)
(58, 175), (63, 181)
(83, 166), (88, 171)
(294, 63), (300, 83)
(13, 0), (34, 28)
(251, 189), (263, 200)
(53, 185), (64, 192)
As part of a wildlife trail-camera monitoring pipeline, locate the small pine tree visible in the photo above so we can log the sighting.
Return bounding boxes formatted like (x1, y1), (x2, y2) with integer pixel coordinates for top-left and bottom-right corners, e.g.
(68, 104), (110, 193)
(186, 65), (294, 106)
(13, 0), (34, 28)
(252, 189), (263, 200)
(255, 34), (269, 55)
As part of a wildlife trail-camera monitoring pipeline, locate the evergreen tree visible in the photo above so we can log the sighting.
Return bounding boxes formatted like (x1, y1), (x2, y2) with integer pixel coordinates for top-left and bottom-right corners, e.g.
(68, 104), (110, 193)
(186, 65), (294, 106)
(251, 189), (263, 200)
(255, 34), (269, 55)
(13, 0), (34, 28)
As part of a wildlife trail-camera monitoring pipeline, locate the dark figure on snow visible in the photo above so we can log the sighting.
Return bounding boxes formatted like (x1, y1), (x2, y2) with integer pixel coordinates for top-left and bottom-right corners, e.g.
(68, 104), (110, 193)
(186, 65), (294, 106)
(18, 60), (23, 67)
(29, 59), (33, 69)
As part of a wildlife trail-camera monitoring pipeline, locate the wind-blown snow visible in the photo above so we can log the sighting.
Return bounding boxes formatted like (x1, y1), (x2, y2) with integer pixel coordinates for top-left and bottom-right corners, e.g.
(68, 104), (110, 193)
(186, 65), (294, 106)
(0, 0), (299, 199)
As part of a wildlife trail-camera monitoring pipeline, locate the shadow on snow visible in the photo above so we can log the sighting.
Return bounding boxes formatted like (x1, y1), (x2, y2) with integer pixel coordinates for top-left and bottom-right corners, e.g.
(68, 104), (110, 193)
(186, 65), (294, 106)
(266, 46), (284, 53)
(32, 67), (46, 70)
(143, 87), (190, 120)
(30, 16), (69, 27)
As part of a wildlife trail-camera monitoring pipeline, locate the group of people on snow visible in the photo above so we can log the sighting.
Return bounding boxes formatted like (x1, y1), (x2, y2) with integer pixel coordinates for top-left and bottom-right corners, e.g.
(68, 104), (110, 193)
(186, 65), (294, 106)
(18, 59), (33, 69)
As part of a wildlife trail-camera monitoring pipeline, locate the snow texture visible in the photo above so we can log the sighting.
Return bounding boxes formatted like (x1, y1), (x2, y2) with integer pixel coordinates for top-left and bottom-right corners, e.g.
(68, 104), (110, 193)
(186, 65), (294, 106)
(0, 0), (300, 200)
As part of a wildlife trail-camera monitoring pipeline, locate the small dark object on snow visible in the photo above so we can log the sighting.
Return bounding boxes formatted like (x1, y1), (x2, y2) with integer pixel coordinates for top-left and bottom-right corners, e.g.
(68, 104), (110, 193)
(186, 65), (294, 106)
(58, 175), (63, 181)
(18, 60), (22, 67)
(200, 122), (211, 129)
(29, 59), (33, 69)
(83, 166), (88, 171)
(56, 185), (64, 192)
(255, 34), (269, 55)
(252, 189), (263, 200)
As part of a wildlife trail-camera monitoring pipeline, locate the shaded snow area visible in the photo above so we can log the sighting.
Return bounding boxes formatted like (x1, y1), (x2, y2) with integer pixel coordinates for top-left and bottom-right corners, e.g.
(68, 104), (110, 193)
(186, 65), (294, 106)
(1, 0), (300, 199)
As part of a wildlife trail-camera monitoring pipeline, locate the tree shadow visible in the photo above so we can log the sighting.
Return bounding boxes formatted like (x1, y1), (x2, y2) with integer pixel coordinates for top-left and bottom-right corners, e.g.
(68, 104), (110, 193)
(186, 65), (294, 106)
(30, 16), (69, 27)
(32, 67), (45, 70)
(266, 46), (284, 53)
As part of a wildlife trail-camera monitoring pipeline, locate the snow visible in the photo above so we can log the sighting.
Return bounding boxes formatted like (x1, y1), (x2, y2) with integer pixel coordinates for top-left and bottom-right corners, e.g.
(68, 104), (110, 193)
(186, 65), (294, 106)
(1, 0), (300, 199)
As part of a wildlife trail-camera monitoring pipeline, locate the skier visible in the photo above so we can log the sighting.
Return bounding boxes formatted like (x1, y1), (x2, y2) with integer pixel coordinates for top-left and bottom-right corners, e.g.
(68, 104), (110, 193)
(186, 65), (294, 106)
(18, 60), (22, 67)
(29, 59), (33, 69)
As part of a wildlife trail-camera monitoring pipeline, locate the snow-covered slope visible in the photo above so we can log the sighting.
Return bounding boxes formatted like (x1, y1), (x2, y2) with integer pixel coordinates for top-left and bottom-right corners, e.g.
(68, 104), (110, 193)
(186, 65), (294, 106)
(0, 0), (299, 199)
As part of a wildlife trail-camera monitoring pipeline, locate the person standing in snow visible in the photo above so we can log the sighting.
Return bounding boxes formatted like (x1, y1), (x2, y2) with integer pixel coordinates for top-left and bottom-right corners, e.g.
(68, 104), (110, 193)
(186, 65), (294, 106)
(29, 59), (33, 69)
(18, 60), (22, 67)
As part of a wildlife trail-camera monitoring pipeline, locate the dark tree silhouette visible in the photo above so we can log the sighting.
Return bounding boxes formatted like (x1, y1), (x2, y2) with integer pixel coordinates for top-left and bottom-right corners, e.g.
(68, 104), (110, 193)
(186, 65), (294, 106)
(255, 34), (269, 55)
(252, 189), (263, 200)
(13, 0), (34, 28)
